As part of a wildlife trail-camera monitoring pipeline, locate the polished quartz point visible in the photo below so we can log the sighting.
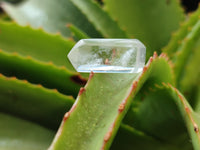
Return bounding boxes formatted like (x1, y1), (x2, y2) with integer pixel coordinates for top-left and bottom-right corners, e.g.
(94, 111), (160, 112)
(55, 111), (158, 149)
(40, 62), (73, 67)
(67, 39), (146, 73)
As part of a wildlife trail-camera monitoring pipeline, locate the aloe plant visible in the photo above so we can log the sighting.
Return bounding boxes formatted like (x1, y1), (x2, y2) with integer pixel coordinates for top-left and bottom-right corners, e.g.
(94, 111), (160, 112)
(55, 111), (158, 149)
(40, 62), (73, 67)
(0, 0), (199, 150)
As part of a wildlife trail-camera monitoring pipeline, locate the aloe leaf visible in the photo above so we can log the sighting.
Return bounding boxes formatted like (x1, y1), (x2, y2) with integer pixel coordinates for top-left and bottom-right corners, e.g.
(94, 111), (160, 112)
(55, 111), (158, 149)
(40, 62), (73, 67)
(166, 84), (200, 150)
(0, 50), (84, 96)
(163, 7), (200, 101)
(0, 21), (75, 71)
(125, 87), (191, 148)
(122, 55), (191, 147)
(69, 0), (128, 38)
(48, 53), (174, 150)
(0, 74), (74, 129)
(163, 7), (200, 56)
(0, 21), (87, 96)
(126, 83), (200, 150)
(172, 19), (200, 85)
(104, 0), (184, 58)
(0, 112), (54, 150)
(179, 40), (200, 94)
(1, 0), (101, 37)
(49, 73), (139, 150)
(67, 24), (90, 40)
(111, 124), (183, 150)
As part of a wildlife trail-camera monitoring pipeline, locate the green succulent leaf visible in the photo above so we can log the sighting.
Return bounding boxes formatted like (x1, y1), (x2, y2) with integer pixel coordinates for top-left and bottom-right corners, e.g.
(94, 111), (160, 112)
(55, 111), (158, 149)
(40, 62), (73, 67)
(125, 86), (191, 149)
(0, 21), (75, 71)
(49, 72), (139, 150)
(0, 74), (74, 129)
(69, 0), (128, 38)
(125, 83), (200, 150)
(1, 0), (101, 37)
(0, 49), (83, 96)
(104, 0), (184, 58)
(166, 84), (200, 150)
(163, 7), (200, 101)
(172, 19), (200, 86)
(0, 112), (54, 150)
(0, 21), (86, 96)
(67, 24), (90, 40)
(163, 7), (200, 56)
(111, 124), (184, 150)
(48, 53), (175, 150)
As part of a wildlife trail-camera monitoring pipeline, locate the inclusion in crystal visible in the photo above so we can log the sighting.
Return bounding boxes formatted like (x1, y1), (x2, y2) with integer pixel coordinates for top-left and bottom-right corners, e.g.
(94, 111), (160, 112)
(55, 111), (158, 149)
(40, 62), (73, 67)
(67, 39), (146, 73)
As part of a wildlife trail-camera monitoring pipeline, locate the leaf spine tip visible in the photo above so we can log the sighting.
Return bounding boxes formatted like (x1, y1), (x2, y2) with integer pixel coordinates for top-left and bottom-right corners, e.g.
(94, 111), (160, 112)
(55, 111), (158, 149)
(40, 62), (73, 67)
(55, 32), (61, 35)
(66, 23), (72, 28)
(23, 80), (28, 83)
(10, 77), (16, 80)
(68, 37), (74, 41)
(132, 81), (138, 89)
(37, 84), (43, 88)
(53, 89), (58, 92)
(142, 66), (148, 73)
(63, 112), (70, 122)
(78, 87), (86, 96)
(153, 52), (158, 58)
(89, 71), (94, 79)
(118, 103), (125, 112)
(104, 132), (111, 142)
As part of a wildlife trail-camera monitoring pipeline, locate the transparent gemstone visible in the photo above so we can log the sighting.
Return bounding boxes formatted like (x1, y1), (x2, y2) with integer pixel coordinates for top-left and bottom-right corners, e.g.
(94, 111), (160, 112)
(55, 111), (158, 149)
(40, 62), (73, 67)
(67, 39), (146, 73)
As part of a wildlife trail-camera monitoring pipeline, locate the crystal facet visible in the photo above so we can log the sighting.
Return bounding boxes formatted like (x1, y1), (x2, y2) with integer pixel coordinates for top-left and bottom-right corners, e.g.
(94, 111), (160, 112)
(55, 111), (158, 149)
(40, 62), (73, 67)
(68, 39), (146, 73)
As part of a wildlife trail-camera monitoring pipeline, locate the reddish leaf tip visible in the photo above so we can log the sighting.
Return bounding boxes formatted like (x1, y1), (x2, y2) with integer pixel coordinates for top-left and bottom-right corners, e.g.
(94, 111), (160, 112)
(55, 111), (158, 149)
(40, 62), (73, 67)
(23, 80), (28, 83)
(53, 89), (58, 92)
(118, 103), (125, 112)
(104, 132), (111, 142)
(132, 81), (138, 89)
(66, 23), (72, 28)
(78, 87), (86, 96)
(10, 77), (17, 80)
(142, 66), (148, 73)
(153, 52), (158, 58)
(37, 84), (43, 88)
(63, 112), (70, 122)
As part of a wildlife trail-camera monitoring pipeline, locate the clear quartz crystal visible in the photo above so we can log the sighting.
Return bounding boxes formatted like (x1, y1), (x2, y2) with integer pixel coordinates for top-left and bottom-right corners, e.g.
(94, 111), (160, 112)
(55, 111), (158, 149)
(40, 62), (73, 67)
(68, 39), (146, 73)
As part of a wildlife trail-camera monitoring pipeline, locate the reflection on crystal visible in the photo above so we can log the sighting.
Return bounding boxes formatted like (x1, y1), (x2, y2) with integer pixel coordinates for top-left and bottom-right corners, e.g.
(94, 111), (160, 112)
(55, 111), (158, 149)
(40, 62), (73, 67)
(68, 39), (146, 73)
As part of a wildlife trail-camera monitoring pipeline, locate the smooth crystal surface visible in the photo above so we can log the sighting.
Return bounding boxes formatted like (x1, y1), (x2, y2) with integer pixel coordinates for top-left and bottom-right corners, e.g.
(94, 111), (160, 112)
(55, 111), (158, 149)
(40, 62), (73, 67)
(68, 39), (146, 73)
